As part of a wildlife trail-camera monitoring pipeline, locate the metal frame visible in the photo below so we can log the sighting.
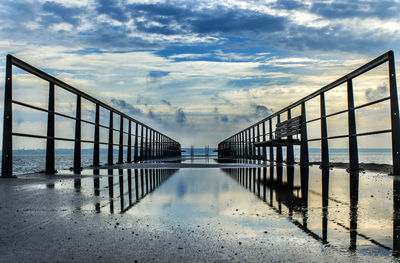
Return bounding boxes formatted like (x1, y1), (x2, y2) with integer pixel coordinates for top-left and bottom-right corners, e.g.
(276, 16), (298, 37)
(218, 51), (400, 174)
(1, 55), (181, 177)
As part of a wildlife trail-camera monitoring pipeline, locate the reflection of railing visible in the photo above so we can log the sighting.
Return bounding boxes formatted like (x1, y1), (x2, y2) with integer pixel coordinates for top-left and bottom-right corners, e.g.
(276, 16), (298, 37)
(218, 51), (400, 174)
(222, 167), (397, 255)
(1, 55), (181, 177)
(86, 168), (177, 213)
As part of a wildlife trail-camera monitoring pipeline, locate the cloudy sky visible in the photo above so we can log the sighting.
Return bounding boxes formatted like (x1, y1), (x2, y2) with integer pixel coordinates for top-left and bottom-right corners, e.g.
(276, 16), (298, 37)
(1, 0), (400, 149)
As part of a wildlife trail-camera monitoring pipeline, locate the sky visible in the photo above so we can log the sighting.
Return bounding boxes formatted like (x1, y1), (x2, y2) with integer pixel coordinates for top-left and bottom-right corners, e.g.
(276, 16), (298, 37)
(1, 0), (400, 149)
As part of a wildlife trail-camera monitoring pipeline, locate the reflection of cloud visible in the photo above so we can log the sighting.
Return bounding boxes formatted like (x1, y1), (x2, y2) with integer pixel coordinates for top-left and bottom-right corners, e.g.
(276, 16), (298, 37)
(176, 179), (186, 199)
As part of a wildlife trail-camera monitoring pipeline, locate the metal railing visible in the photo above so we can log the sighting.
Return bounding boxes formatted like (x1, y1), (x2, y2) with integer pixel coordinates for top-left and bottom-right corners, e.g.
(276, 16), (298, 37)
(1, 54), (181, 177)
(218, 51), (400, 174)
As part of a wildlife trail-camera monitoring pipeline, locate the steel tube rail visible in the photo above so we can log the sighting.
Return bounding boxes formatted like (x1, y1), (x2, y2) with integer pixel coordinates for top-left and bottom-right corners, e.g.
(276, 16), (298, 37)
(1, 55), (181, 177)
(218, 51), (400, 174)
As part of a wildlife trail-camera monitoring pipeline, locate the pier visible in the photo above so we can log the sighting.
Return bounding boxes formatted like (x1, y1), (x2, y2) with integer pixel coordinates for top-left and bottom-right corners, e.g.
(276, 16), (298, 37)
(1, 52), (400, 262)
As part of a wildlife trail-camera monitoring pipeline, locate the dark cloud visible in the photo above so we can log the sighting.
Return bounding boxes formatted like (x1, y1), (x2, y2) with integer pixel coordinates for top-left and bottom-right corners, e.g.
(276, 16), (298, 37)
(96, 0), (130, 22)
(148, 109), (162, 122)
(111, 99), (141, 115)
(161, 99), (172, 106)
(147, 70), (170, 84)
(190, 7), (285, 34)
(42, 1), (83, 26)
(220, 115), (228, 122)
(1, 0), (398, 54)
(311, 1), (400, 19)
(176, 108), (186, 123)
(365, 85), (388, 102)
(251, 104), (273, 118)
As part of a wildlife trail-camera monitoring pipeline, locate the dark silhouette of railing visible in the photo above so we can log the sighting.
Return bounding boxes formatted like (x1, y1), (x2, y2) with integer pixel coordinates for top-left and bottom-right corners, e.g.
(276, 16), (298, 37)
(218, 51), (400, 174)
(1, 55), (181, 177)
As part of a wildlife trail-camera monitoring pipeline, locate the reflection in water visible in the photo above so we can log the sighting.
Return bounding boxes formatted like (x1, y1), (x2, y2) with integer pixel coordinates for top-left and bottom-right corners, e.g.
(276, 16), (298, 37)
(80, 168), (178, 214)
(222, 166), (400, 256)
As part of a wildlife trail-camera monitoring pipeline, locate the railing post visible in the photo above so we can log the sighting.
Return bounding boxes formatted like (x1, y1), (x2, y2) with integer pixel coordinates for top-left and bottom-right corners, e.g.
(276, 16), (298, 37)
(118, 116), (123, 164)
(269, 119), (274, 163)
(300, 102), (309, 166)
(145, 127), (149, 159)
(134, 123), (138, 162)
(388, 51), (400, 175)
(286, 110), (294, 165)
(127, 120), (132, 163)
(347, 79), (359, 172)
(256, 124), (260, 159)
(46, 82), (55, 173)
(262, 121), (266, 160)
(156, 133), (159, 157)
(74, 95), (81, 171)
(252, 126), (256, 158)
(242, 131), (245, 158)
(151, 130), (155, 158)
(140, 125), (144, 160)
(276, 115), (283, 163)
(320, 93), (329, 167)
(108, 111), (113, 165)
(93, 104), (100, 167)
(2, 55), (13, 178)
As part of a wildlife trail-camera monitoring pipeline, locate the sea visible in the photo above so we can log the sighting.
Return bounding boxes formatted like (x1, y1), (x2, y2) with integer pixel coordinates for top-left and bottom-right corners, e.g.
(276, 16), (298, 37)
(2, 148), (394, 175)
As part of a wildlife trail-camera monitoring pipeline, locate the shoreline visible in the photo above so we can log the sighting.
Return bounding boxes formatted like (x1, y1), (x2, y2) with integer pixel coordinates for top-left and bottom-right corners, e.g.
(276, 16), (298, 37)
(310, 161), (393, 174)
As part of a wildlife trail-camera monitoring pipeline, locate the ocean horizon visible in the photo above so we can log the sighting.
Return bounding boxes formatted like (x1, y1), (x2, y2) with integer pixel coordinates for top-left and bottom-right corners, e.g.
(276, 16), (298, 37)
(1, 148), (394, 175)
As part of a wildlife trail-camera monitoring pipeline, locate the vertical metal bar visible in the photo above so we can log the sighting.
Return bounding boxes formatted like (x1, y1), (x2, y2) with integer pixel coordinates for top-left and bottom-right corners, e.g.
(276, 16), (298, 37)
(140, 125), (144, 160)
(245, 129), (249, 158)
(322, 167), (329, 243)
(2, 55), (13, 177)
(300, 102), (309, 166)
(349, 171), (359, 250)
(134, 122), (138, 162)
(286, 110), (294, 165)
(145, 127), (149, 159)
(276, 115), (283, 163)
(262, 122), (266, 160)
(388, 51), (400, 175)
(108, 111), (113, 165)
(74, 95), (81, 171)
(93, 104), (100, 167)
(347, 79), (359, 172)
(269, 119), (274, 163)
(151, 130), (154, 158)
(320, 93), (329, 167)
(242, 132), (245, 158)
(127, 120), (132, 163)
(256, 124), (260, 159)
(393, 177), (400, 257)
(118, 116), (123, 164)
(46, 82), (55, 173)
(252, 126), (256, 158)
(156, 132), (159, 157)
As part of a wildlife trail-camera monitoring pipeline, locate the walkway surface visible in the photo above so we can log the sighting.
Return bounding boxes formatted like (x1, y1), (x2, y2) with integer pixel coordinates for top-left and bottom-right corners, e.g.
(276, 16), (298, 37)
(0, 157), (397, 262)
